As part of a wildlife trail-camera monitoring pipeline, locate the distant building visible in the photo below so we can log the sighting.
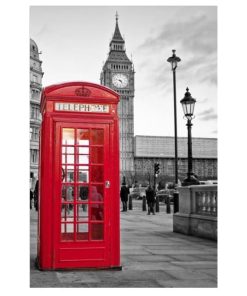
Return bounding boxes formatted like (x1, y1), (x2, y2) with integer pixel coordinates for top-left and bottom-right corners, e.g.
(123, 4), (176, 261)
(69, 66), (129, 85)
(101, 13), (135, 182)
(30, 38), (43, 189)
(134, 135), (217, 185)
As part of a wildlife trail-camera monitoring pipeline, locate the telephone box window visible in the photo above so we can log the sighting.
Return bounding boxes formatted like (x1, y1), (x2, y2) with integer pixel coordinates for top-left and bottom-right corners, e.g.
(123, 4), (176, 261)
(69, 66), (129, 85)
(78, 166), (89, 183)
(61, 185), (74, 202)
(77, 129), (89, 145)
(62, 165), (74, 182)
(91, 147), (104, 164)
(91, 165), (104, 182)
(61, 224), (74, 241)
(90, 204), (104, 221)
(62, 154), (74, 164)
(76, 205), (88, 222)
(78, 155), (89, 164)
(90, 184), (104, 201)
(62, 146), (74, 154)
(62, 128), (74, 145)
(61, 204), (74, 221)
(91, 224), (104, 240)
(78, 185), (89, 201)
(91, 129), (104, 145)
(76, 223), (89, 241)
(78, 147), (89, 154)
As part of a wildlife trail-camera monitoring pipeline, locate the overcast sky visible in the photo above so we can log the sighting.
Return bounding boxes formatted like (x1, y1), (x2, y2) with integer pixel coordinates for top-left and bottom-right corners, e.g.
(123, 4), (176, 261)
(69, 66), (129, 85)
(30, 6), (217, 138)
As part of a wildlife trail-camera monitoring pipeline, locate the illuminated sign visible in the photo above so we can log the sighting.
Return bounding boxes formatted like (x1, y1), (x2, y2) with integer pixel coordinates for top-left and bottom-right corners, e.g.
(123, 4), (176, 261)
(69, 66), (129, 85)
(55, 102), (109, 113)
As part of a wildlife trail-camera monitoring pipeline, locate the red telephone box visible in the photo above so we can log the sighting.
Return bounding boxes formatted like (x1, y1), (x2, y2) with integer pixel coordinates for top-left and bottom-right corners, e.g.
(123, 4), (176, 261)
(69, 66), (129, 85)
(37, 81), (120, 270)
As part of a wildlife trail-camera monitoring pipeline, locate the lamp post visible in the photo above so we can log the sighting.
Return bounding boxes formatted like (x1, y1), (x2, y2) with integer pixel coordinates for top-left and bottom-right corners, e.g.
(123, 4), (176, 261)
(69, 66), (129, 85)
(167, 50), (181, 187)
(180, 88), (200, 186)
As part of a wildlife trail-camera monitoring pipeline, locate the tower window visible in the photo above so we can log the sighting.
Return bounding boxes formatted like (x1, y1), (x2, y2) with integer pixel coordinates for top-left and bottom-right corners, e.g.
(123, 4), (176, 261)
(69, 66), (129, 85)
(32, 75), (38, 82)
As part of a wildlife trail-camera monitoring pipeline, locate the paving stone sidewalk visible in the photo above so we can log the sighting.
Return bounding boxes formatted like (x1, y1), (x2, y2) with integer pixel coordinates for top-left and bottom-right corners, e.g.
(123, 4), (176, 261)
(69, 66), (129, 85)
(30, 200), (217, 288)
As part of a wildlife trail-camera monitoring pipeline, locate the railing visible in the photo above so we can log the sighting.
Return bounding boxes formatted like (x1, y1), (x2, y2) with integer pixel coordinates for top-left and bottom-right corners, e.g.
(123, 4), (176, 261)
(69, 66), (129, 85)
(193, 187), (217, 216)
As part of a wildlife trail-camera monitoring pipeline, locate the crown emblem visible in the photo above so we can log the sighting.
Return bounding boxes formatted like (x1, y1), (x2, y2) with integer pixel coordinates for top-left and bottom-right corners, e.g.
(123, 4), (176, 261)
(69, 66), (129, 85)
(75, 87), (91, 97)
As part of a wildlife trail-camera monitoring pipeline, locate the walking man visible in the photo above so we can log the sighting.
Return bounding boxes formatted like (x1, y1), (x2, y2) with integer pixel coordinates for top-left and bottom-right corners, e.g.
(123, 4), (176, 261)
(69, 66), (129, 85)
(120, 183), (129, 212)
(146, 185), (156, 215)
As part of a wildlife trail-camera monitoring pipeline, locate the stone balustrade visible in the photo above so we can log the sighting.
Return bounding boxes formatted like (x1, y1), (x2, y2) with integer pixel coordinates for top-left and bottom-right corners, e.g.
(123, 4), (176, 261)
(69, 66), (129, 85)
(173, 185), (217, 240)
(195, 189), (217, 216)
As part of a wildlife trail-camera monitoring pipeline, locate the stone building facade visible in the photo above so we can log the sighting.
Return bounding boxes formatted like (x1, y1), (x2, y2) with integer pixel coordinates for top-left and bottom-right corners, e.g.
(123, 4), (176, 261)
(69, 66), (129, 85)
(134, 136), (217, 186)
(100, 14), (135, 183)
(30, 38), (43, 189)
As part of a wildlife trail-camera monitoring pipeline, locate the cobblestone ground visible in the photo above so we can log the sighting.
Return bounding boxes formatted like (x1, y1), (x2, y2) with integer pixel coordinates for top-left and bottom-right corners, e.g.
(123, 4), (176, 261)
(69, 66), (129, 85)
(30, 199), (217, 288)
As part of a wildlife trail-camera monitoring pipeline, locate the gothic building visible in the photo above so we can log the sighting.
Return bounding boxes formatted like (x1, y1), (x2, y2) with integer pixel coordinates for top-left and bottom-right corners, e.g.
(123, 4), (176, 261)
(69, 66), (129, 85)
(30, 38), (43, 189)
(100, 14), (135, 183)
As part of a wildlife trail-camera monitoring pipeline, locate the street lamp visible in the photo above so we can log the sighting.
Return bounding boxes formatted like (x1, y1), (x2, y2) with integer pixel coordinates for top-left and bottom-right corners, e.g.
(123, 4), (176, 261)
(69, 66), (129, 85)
(167, 49), (181, 186)
(180, 87), (200, 186)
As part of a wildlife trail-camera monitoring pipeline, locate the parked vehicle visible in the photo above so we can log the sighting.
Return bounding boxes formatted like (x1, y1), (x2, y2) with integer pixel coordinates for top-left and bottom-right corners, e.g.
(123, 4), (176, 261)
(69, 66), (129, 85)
(129, 186), (147, 200)
(156, 189), (174, 203)
(200, 180), (218, 185)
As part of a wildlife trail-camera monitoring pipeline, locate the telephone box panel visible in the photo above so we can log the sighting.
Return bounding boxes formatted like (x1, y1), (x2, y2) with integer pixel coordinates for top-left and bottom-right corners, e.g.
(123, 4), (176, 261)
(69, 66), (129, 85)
(37, 82), (120, 270)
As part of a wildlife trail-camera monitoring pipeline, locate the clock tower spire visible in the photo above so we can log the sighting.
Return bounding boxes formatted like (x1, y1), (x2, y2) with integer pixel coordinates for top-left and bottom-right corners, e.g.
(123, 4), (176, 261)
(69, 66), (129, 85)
(100, 13), (135, 184)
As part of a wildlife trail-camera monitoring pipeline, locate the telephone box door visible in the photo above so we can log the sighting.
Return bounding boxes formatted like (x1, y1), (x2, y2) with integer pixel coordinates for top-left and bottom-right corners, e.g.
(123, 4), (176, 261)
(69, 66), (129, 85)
(53, 122), (111, 269)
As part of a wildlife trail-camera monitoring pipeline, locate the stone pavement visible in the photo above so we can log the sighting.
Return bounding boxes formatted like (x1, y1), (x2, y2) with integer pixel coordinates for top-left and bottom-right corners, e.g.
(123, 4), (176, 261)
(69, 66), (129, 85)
(30, 200), (217, 288)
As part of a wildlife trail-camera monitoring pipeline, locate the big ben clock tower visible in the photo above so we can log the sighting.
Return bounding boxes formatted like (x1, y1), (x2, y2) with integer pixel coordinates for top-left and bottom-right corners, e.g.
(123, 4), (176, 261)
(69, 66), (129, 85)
(100, 13), (135, 184)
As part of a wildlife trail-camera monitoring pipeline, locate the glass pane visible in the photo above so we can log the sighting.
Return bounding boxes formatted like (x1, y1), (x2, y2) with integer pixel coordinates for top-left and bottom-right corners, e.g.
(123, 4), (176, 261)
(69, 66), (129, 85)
(78, 147), (89, 154)
(90, 185), (104, 201)
(78, 185), (89, 201)
(77, 129), (89, 145)
(76, 204), (88, 222)
(61, 204), (74, 221)
(90, 204), (104, 221)
(76, 223), (89, 241)
(62, 166), (74, 182)
(66, 167), (74, 182)
(91, 223), (104, 240)
(61, 185), (74, 202)
(62, 146), (74, 154)
(62, 128), (74, 145)
(78, 155), (89, 164)
(91, 129), (104, 145)
(62, 166), (65, 182)
(91, 166), (104, 182)
(78, 166), (89, 183)
(191, 102), (195, 115)
(91, 147), (103, 164)
(61, 223), (74, 241)
(62, 154), (74, 164)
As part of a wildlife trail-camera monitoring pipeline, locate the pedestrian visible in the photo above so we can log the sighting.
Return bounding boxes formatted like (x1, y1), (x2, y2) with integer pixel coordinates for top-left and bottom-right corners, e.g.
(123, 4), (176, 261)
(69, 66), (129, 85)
(30, 189), (33, 209)
(79, 186), (88, 212)
(120, 183), (129, 212)
(67, 186), (74, 214)
(146, 185), (156, 215)
(34, 180), (39, 211)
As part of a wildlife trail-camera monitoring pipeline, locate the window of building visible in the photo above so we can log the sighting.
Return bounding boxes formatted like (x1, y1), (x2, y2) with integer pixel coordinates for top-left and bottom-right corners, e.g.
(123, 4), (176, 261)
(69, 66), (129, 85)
(30, 127), (39, 141)
(32, 75), (38, 82)
(30, 105), (41, 120)
(30, 149), (38, 164)
(31, 89), (40, 100)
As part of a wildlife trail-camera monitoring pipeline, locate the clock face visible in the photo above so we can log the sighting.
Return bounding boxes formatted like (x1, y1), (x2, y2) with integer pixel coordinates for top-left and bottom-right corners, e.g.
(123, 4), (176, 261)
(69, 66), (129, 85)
(112, 73), (128, 88)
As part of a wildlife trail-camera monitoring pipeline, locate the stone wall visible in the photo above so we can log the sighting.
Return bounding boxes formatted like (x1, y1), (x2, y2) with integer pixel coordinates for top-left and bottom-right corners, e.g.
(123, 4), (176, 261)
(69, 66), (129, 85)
(173, 185), (217, 240)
